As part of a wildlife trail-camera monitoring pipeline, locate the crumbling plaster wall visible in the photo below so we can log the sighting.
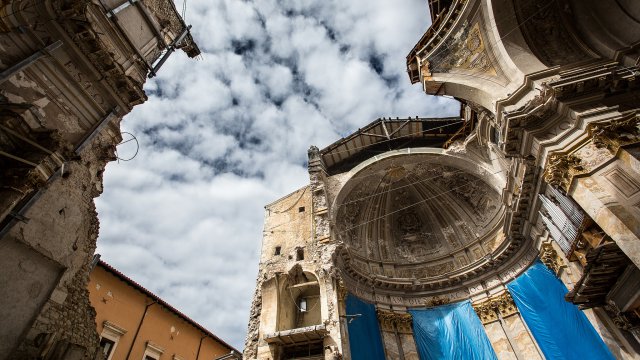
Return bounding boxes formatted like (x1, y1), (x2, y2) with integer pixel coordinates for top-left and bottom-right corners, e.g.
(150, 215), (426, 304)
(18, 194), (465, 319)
(245, 173), (347, 360)
(3, 129), (119, 359)
(245, 187), (314, 359)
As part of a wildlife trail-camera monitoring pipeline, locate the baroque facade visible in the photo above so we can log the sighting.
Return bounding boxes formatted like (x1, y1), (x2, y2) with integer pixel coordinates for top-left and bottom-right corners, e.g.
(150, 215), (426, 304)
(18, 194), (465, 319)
(0, 0), (199, 358)
(245, 0), (640, 359)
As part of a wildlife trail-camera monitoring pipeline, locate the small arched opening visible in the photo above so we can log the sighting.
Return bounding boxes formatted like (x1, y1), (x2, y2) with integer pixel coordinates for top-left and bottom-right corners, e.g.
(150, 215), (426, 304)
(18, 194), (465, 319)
(277, 268), (321, 331)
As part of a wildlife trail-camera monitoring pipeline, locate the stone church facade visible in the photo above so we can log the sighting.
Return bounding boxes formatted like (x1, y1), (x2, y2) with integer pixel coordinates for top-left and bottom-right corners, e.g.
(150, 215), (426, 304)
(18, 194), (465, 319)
(244, 0), (640, 359)
(0, 0), (198, 358)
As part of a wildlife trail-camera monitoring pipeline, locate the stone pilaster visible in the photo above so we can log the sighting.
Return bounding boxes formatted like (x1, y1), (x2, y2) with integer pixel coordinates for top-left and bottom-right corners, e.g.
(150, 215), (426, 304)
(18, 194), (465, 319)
(308, 146), (330, 242)
(473, 292), (543, 360)
(376, 310), (417, 360)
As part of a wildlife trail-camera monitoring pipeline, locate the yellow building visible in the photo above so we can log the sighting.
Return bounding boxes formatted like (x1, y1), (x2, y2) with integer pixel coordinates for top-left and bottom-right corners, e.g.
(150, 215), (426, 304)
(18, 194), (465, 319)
(89, 258), (240, 360)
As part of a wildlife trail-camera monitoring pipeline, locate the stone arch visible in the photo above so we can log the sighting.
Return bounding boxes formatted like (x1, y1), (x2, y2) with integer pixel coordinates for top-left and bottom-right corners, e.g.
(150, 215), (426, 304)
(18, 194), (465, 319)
(329, 148), (530, 308)
(276, 266), (322, 331)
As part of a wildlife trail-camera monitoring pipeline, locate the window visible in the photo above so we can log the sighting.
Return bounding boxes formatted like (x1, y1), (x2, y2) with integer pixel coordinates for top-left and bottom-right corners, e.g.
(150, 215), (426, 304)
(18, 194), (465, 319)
(274, 246), (281, 255)
(296, 248), (304, 261)
(99, 338), (115, 360)
(100, 321), (126, 360)
(143, 341), (164, 360)
(299, 298), (308, 312)
(298, 206), (305, 212)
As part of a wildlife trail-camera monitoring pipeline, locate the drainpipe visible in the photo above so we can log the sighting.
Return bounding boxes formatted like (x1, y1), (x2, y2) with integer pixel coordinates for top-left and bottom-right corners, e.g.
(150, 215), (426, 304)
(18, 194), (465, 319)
(195, 334), (206, 360)
(125, 300), (156, 360)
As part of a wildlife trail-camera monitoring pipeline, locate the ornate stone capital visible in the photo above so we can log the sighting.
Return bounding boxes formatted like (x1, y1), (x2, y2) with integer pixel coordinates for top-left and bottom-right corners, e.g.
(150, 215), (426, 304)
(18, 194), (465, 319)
(473, 291), (518, 324)
(376, 309), (413, 334)
(473, 302), (499, 324)
(544, 116), (639, 192)
(588, 115), (640, 154)
(493, 292), (518, 318)
(543, 153), (584, 192)
(539, 241), (564, 275)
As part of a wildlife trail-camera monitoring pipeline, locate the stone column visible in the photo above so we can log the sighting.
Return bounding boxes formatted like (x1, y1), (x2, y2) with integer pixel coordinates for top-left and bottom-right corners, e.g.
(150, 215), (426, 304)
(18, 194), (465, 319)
(474, 292), (542, 360)
(336, 281), (351, 360)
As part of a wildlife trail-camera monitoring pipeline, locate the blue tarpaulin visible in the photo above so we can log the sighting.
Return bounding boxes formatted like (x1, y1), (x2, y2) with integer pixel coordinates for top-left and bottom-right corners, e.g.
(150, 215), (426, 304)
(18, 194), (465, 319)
(507, 260), (614, 360)
(345, 294), (385, 360)
(409, 301), (497, 360)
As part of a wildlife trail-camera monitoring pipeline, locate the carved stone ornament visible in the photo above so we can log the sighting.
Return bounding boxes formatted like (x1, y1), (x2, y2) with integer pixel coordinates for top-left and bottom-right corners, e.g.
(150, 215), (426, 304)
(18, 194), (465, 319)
(337, 279), (347, 302)
(604, 300), (640, 336)
(544, 116), (640, 192)
(425, 296), (450, 308)
(543, 153), (584, 192)
(473, 302), (499, 324)
(539, 241), (564, 275)
(376, 309), (413, 334)
(473, 292), (518, 325)
(588, 115), (640, 154)
(493, 292), (518, 318)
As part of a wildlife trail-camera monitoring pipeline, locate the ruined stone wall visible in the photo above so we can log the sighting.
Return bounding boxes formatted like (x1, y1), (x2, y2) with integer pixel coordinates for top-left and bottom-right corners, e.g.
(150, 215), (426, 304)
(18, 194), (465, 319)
(4, 131), (117, 359)
(1, 0), (198, 357)
(244, 186), (313, 359)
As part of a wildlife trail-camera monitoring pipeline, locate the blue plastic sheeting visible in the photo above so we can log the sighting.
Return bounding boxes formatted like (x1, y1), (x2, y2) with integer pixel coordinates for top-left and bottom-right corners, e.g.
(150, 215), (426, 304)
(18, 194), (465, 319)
(345, 294), (385, 360)
(409, 301), (497, 360)
(508, 260), (614, 360)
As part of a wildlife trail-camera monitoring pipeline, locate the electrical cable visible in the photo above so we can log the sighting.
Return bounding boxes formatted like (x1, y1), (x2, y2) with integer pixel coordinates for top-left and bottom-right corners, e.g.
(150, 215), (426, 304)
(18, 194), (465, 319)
(264, 161), (506, 234)
(263, 152), (506, 232)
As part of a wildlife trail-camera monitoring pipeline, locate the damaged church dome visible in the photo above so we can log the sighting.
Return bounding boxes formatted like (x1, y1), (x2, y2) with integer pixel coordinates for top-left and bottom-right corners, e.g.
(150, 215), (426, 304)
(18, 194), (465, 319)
(332, 149), (516, 306)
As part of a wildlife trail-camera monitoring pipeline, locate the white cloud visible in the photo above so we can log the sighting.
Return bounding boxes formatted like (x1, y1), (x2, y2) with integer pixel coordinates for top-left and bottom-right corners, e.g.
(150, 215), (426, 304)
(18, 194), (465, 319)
(96, 0), (457, 350)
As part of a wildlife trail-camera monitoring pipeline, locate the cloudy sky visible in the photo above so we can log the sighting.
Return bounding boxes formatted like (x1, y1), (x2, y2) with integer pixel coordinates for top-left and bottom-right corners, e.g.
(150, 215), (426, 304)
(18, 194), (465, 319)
(95, 0), (457, 350)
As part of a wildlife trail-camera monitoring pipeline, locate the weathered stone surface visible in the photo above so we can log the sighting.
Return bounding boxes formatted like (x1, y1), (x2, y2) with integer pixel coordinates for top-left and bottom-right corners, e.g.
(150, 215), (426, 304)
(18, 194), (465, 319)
(0, 0), (198, 357)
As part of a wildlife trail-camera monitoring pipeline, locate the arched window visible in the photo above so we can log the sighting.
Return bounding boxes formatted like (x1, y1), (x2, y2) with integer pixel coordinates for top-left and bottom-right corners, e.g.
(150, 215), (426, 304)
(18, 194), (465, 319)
(277, 270), (321, 331)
